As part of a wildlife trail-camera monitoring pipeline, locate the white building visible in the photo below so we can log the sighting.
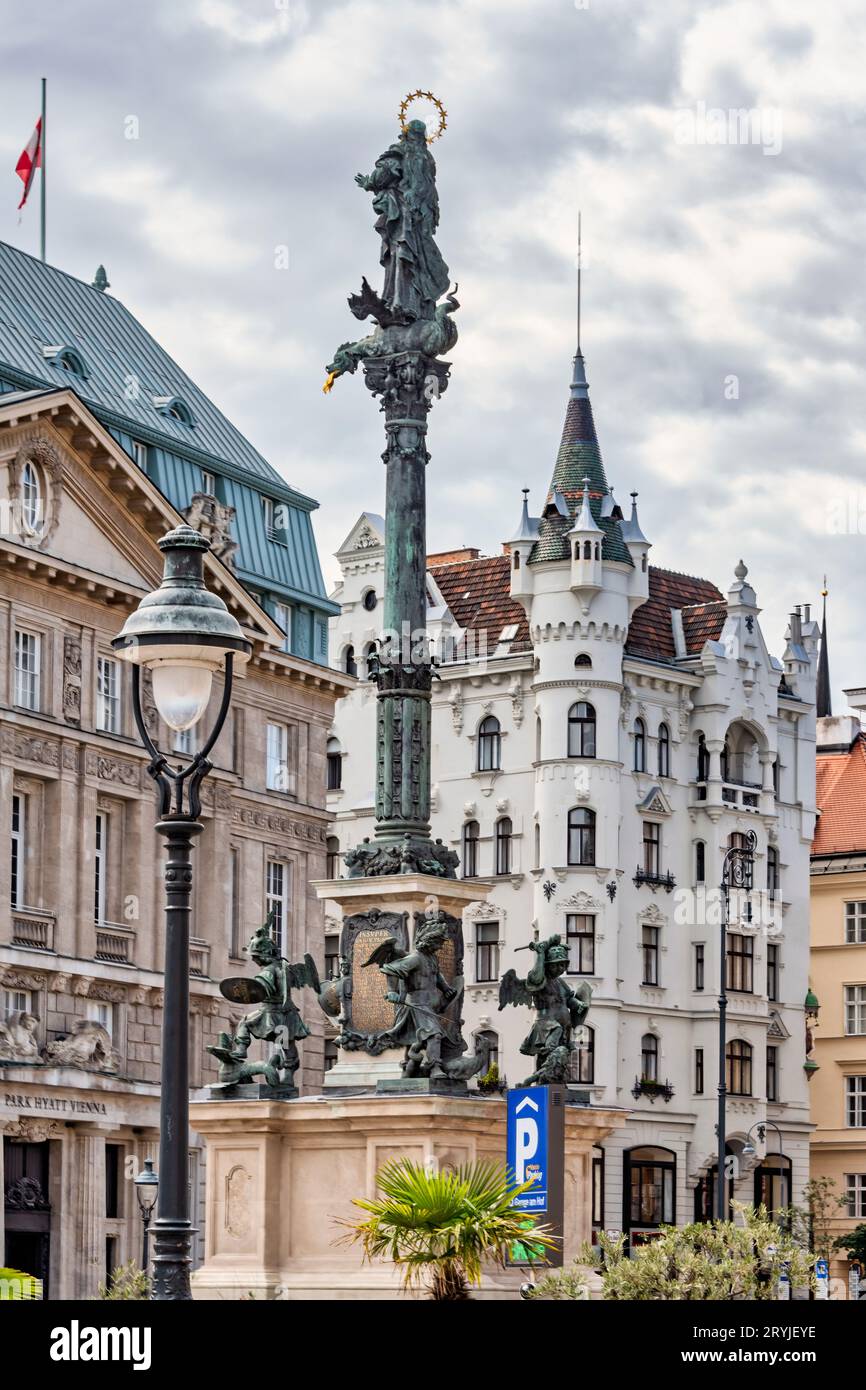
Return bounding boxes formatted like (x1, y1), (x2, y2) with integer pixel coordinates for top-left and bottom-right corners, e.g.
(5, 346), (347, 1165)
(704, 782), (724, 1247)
(325, 347), (817, 1249)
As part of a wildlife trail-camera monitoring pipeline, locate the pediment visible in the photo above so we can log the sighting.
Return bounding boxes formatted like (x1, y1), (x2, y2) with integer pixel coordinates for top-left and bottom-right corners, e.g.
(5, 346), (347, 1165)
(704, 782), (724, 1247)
(0, 390), (283, 647)
(767, 1009), (790, 1040)
(337, 511), (385, 556)
(636, 784), (674, 816)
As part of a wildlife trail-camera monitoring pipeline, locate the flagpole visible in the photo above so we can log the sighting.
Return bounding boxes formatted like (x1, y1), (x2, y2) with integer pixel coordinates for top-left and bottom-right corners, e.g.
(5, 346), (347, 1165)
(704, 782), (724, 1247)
(40, 77), (46, 263)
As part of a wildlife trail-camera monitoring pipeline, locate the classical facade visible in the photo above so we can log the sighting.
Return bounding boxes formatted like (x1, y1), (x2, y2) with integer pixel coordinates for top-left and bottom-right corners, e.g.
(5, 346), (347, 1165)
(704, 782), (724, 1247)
(811, 694), (866, 1277)
(326, 346), (817, 1248)
(0, 242), (349, 1297)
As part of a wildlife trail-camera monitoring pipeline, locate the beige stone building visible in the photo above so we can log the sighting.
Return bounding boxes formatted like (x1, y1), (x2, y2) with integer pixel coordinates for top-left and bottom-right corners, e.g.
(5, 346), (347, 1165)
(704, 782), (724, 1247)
(0, 245), (348, 1297)
(811, 700), (866, 1280)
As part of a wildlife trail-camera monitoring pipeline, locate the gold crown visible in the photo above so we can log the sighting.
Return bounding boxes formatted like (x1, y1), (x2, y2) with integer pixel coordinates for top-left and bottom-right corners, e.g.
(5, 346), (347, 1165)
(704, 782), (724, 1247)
(399, 90), (448, 144)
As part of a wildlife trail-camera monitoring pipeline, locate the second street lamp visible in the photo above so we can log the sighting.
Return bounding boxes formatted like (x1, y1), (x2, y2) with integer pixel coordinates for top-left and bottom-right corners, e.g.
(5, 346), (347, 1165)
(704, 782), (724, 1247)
(113, 525), (251, 1300)
(716, 829), (757, 1221)
(134, 1158), (159, 1275)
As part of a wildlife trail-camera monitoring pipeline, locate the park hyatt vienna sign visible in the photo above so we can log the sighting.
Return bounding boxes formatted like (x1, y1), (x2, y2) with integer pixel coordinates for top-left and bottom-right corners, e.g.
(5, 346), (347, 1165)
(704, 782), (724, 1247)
(4, 1091), (108, 1115)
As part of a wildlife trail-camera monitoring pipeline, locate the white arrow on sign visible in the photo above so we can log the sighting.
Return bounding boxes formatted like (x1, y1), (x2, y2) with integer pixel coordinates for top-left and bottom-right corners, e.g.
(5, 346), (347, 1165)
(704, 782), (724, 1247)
(515, 1097), (539, 1114)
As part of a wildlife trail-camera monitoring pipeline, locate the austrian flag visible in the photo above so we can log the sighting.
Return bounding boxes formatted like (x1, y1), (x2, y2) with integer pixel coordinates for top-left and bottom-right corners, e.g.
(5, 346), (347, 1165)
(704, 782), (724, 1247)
(16, 117), (42, 210)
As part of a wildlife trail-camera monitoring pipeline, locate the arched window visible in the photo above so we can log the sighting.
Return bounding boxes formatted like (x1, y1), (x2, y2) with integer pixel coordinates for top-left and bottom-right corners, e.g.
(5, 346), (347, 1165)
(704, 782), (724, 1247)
(567, 807), (596, 866)
(462, 820), (480, 878)
(570, 1025), (595, 1084)
(326, 835), (340, 879)
(726, 1039), (753, 1096)
(695, 840), (706, 885)
(583, 540), (592, 560)
(362, 588), (377, 611)
(21, 460), (42, 533)
(573, 542), (580, 560)
(633, 718), (646, 772)
(720, 738), (731, 783)
(753, 1154), (791, 1219)
(767, 846), (779, 894)
(696, 733), (709, 782)
(594, 542), (600, 560)
(568, 701), (596, 758)
(624, 1146), (676, 1234)
(476, 1028), (499, 1071)
(657, 723), (670, 778)
(344, 645), (357, 678)
(477, 715), (501, 771)
(513, 550), (520, 570)
(641, 1033), (658, 1082)
(574, 653), (592, 668)
(535, 716), (542, 762)
(494, 817), (512, 875)
(362, 642), (378, 679)
(326, 737), (342, 791)
(534, 822), (541, 870)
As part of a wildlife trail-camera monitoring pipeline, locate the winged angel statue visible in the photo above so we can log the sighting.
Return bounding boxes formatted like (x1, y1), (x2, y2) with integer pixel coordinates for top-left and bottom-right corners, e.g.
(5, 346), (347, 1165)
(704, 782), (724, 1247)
(363, 908), (486, 1081)
(499, 935), (592, 1085)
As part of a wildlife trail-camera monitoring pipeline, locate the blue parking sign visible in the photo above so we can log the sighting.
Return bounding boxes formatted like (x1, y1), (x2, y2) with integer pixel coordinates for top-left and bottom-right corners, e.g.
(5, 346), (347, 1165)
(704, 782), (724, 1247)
(507, 1087), (549, 1212)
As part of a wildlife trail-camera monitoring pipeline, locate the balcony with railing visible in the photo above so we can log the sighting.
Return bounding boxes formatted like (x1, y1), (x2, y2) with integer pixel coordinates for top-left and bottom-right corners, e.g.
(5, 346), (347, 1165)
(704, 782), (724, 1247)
(11, 908), (56, 952)
(95, 922), (136, 964)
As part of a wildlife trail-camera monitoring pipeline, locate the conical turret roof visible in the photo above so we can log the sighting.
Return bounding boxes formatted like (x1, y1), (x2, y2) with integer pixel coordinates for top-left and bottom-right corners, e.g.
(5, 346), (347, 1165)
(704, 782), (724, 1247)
(530, 352), (632, 565)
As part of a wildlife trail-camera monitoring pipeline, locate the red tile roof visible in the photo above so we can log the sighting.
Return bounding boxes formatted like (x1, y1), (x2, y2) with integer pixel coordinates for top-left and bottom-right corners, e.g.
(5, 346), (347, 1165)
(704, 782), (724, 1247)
(429, 553), (531, 655)
(813, 734), (866, 854)
(427, 556), (726, 666)
(626, 570), (725, 661)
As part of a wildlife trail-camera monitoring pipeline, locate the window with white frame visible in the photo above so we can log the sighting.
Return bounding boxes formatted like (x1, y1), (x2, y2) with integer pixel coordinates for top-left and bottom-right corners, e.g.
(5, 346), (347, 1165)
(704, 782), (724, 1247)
(173, 727), (193, 757)
(21, 460), (42, 533)
(201, 468), (216, 496)
(274, 602), (292, 654)
(87, 999), (115, 1040)
(566, 914), (595, 974)
(94, 813), (108, 925)
(131, 441), (148, 470)
(14, 629), (40, 710)
(475, 922), (500, 982)
(262, 497), (286, 543)
(4, 988), (31, 1020)
(845, 985), (866, 1036)
(847, 1075), (866, 1127)
(845, 902), (866, 944)
(266, 722), (296, 794)
(266, 860), (291, 954)
(97, 656), (121, 734)
(845, 1173), (866, 1218)
(11, 793), (24, 908)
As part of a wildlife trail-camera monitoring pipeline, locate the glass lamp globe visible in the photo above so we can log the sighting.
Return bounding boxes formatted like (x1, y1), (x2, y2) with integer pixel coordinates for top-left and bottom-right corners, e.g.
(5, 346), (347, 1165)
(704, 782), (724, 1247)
(112, 525), (251, 731)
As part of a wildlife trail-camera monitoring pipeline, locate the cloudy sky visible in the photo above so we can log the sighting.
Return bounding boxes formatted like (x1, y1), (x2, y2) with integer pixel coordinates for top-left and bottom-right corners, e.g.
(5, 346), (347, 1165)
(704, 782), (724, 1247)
(2, 0), (864, 706)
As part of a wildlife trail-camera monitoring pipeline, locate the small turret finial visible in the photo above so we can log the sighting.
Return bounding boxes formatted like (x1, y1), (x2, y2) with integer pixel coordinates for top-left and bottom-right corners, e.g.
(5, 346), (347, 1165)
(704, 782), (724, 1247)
(92, 265), (110, 293)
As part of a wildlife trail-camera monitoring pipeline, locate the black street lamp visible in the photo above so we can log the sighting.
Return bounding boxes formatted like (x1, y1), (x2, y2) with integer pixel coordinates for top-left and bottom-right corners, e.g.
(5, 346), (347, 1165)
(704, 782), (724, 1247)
(133, 1158), (159, 1273)
(716, 829), (757, 1221)
(113, 525), (251, 1300)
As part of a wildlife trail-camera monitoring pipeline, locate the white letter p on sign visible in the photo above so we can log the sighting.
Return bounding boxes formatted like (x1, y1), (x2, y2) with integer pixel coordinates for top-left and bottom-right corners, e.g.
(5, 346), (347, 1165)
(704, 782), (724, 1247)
(515, 1118), (538, 1184)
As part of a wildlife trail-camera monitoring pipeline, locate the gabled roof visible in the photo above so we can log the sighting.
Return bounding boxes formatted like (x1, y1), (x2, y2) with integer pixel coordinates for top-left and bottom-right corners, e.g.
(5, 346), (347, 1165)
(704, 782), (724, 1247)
(530, 353), (632, 566)
(626, 569), (725, 662)
(813, 733), (866, 855)
(428, 553), (531, 656)
(0, 241), (305, 502)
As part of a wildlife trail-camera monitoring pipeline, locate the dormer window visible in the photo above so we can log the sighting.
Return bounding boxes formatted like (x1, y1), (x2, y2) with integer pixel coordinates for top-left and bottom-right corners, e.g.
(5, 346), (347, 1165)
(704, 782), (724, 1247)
(153, 395), (195, 427)
(43, 344), (88, 378)
(262, 496), (286, 544)
(201, 469), (216, 496)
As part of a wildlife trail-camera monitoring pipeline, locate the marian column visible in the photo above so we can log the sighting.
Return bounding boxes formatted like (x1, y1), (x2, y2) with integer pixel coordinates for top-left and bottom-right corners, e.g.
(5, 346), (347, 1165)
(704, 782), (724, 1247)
(316, 100), (489, 1091)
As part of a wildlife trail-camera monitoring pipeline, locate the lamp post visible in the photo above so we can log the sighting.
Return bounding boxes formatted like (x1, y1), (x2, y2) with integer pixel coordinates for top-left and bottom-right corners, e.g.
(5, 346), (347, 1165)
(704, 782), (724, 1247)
(716, 829), (757, 1220)
(133, 1158), (159, 1273)
(113, 525), (251, 1299)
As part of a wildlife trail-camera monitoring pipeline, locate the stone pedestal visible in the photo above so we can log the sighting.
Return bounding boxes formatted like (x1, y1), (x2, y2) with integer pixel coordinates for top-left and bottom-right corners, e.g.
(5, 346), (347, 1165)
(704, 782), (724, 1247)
(190, 1093), (625, 1301)
(312, 873), (492, 1092)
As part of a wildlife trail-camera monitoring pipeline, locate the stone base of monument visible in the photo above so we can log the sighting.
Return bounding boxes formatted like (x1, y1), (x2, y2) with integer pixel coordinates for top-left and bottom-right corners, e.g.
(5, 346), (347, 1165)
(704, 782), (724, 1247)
(209, 1081), (299, 1101)
(375, 1076), (468, 1095)
(189, 1092), (625, 1301)
(322, 1047), (406, 1093)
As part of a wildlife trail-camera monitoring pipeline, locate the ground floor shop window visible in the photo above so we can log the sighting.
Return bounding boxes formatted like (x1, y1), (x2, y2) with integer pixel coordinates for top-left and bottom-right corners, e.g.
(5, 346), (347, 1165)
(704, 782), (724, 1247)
(753, 1153), (791, 1219)
(623, 1145), (676, 1240)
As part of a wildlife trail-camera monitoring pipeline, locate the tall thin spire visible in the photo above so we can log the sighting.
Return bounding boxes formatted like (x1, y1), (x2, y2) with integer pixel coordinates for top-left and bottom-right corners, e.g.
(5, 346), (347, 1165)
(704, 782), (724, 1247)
(576, 210), (582, 354)
(817, 578), (832, 718)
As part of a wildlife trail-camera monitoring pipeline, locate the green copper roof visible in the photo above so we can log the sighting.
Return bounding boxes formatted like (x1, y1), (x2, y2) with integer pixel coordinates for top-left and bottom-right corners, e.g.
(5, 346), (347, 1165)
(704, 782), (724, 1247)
(530, 351), (632, 566)
(0, 239), (338, 645)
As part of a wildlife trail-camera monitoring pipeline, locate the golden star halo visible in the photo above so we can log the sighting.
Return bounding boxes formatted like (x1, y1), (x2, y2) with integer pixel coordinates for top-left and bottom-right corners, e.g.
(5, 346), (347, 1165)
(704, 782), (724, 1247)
(398, 90), (448, 144)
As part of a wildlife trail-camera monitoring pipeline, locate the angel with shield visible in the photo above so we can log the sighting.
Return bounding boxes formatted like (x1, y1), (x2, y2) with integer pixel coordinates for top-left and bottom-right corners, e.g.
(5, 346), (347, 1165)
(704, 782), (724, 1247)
(363, 907), (463, 1079)
(208, 912), (320, 1092)
(498, 934), (592, 1085)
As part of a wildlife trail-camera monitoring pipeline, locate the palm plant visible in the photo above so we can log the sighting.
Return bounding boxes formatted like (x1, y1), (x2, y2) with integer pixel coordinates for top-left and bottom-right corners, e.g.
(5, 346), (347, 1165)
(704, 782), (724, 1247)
(344, 1158), (556, 1300)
